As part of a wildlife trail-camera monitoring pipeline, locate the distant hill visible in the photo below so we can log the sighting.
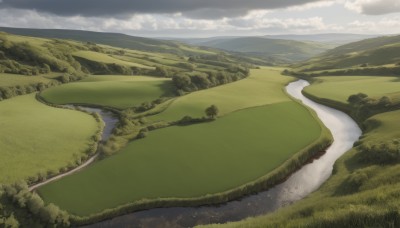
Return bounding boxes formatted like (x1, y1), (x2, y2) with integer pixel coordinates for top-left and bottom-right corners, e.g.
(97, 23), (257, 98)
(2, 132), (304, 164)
(0, 27), (218, 56)
(188, 36), (334, 62)
(294, 35), (400, 72)
(263, 33), (379, 45)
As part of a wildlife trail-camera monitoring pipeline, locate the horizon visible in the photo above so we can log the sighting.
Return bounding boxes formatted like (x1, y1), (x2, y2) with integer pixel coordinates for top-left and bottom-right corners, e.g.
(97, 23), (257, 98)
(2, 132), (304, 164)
(0, 0), (399, 37)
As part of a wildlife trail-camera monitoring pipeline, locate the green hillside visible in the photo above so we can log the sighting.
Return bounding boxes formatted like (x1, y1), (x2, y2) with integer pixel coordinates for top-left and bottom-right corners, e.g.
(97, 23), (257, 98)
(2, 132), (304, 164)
(293, 35), (400, 72)
(196, 37), (333, 62)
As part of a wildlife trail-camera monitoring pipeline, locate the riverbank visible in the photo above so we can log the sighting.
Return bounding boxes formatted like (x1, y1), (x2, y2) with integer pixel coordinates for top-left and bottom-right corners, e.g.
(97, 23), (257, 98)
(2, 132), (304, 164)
(82, 80), (361, 227)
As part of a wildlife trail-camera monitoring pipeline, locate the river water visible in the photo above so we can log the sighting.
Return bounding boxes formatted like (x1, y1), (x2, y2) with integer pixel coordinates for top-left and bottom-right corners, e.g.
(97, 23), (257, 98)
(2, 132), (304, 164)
(84, 80), (362, 228)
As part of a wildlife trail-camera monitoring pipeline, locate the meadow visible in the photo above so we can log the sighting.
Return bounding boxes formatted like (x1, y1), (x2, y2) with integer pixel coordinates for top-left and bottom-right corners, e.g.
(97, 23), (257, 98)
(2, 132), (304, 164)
(38, 101), (323, 216)
(0, 93), (99, 184)
(204, 76), (400, 228)
(40, 75), (175, 109)
(72, 51), (154, 69)
(303, 76), (400, 104)
(149, 67), (292, 122)
(0, 73), (58, 87)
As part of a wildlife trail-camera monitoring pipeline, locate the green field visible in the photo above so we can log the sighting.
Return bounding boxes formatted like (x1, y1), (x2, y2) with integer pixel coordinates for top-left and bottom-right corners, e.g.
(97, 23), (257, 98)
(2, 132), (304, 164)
(0, 73), (57, 87)
(207, 76), (400, 228)
(40, 75), (175, 109)
(150, 67), (293, 122)
(304, 76), (400, 104)
(72, 51), (154, 69)
(38, 101), (322, 215)
(0, 94), (98, 184)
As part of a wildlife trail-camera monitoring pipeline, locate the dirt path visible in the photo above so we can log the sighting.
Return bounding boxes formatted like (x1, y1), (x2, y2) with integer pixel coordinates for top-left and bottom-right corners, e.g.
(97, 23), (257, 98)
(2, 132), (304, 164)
(29, 154), (98, 191)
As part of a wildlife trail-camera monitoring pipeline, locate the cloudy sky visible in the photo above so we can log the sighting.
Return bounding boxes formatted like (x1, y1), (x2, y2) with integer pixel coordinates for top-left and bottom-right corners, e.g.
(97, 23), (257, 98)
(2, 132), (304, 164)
(0, 0), (399, 37)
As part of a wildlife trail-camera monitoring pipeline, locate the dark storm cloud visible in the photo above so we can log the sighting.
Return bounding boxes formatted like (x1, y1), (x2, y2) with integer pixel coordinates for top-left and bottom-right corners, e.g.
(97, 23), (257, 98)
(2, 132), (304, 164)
(0, 0), (325, 18)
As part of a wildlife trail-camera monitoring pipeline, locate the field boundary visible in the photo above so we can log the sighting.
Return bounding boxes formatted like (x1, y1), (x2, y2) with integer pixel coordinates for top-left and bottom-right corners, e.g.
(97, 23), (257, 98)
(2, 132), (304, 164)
(69, 97), (333, 225)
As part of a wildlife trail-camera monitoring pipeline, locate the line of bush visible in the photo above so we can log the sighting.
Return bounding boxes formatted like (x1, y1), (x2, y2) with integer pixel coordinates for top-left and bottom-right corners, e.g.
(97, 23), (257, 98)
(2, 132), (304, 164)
(69, 124), (332, 226)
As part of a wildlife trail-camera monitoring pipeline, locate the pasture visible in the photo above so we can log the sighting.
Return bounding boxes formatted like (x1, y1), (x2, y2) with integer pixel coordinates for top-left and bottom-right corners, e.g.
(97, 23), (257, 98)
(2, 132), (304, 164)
(72, 51), (154, 69)
(304, 76), (400, 104)
(0, 73), (57, 87)
(150, 67), (294, 122)
(38, 101), (322, 216)
(0, 94), (98, 184)
(40, 75), (175, 109)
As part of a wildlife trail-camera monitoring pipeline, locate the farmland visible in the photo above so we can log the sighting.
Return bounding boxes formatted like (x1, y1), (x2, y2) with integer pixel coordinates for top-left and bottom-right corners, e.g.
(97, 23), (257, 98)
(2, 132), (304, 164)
(0, 93), (99, 184)
(40, 75), (175, 109)
(38, 101), (323, 216)
(304, 76), (400, 104)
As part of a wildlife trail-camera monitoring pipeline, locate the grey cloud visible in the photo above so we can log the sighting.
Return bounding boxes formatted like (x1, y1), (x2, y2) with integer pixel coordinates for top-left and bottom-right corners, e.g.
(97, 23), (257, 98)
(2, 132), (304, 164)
(0, 0), (325, 19)
(361, 0), (400, 15)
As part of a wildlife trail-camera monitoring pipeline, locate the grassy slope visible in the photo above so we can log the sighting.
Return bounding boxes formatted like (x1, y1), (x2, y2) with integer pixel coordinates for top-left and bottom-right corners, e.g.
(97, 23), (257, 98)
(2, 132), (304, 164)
(204, 76), (400, 228)
(0, 73), (57, 87)
(38, 102), (321, 216)
(72, 51), (154, 69)
(149, 67), (290, 122)
(294, 35), (400, 71)
(204, 109), (400, 228)
(0, 93), (98, 184)
(198, 37), (332, 62)
(37, 68), (324, 216)
(40, 76), (175, 109)
(303, 76), (400, 103)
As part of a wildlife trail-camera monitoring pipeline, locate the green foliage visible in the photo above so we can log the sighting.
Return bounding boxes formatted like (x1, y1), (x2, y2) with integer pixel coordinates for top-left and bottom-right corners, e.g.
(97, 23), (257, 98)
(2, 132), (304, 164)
(205, 105), (219, 119)
(358, 140), (400, 165)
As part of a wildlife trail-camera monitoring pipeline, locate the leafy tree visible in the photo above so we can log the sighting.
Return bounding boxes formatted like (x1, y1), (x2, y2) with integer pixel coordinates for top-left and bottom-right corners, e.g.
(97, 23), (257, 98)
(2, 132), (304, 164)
(205, 105), (219, 119)
(347, 93), (368, 105)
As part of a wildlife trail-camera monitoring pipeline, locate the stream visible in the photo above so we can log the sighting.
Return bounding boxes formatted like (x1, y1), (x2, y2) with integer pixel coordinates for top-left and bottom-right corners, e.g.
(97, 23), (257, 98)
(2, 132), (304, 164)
(82, 79), (362, 228)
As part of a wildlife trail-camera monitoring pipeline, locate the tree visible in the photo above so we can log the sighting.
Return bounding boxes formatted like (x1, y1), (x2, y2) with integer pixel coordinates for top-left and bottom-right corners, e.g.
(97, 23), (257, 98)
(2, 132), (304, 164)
(347, 93), (368, 105)
(205, 105), (219, 119)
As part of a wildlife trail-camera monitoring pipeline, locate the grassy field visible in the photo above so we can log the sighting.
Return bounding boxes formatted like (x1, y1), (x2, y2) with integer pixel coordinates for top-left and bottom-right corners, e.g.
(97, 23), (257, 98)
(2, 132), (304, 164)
(38, 101), (322, 216)
(0, 94), (98, 184)
(204, 110), (400, 228)
(72, 51), (154, 69)
(40, 75), (175, 109)
(0, 73), (57, 87)
(204, 76), (400, 228)
(149, 67), (293, 122)
(304, 76), (400, 104)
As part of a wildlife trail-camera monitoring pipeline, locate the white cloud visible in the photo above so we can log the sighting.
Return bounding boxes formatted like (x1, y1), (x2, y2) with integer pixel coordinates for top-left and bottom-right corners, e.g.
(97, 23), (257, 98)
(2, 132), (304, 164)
(344, 0), (400, 15)
(348, 16), (400, 33)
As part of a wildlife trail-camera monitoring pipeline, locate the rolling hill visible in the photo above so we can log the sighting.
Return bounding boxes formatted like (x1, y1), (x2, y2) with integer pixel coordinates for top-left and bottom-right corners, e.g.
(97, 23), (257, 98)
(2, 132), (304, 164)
(293, 35), (400, 72)
(184, 37), (334, 63)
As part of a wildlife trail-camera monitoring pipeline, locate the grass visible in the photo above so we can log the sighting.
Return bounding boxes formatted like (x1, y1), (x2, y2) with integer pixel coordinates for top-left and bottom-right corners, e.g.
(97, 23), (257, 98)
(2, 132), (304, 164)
(0, 73), (57, 87)
(0, 93), (98, 184)
(202, 75), (400, 228)
(38, 101), (322, 216)
(202, 109), (400, 228)
(149, 67), (293, 122)
(303, 76), (400, 104)
(72, 51), (154, 69)
(39, 75), (175, 109)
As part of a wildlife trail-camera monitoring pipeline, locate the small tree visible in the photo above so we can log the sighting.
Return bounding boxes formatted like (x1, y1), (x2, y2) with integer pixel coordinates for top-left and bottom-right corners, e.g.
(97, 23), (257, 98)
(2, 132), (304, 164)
(205, 105), (219, 119)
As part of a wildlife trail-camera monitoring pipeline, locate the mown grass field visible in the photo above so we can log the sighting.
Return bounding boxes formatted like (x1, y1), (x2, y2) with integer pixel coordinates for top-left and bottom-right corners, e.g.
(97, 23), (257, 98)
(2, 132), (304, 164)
(38, 101), (322, 216)
(203, 77), (400, 228)
(304, 76), (400, 104)
(0, 73), (57, 87)
(72, 51), (154, 69)
(0, 94), (98, 184)
(204, 112), (400, 228)
(150, 67), (293, 122)
(40, 75), (175, 109)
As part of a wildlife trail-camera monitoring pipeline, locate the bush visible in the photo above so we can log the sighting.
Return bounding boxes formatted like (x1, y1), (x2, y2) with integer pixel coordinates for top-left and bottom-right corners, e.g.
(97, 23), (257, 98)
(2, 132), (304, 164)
(358, 140), (400, 165)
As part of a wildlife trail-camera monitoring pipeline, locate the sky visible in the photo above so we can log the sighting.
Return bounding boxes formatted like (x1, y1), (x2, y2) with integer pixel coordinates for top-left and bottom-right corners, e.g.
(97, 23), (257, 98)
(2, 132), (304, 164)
(0, 0), (399, 37)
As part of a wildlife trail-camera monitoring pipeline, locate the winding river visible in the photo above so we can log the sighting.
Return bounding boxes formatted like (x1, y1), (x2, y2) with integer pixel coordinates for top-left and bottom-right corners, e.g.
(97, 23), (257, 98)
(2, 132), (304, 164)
(83, 80), (362, 228)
